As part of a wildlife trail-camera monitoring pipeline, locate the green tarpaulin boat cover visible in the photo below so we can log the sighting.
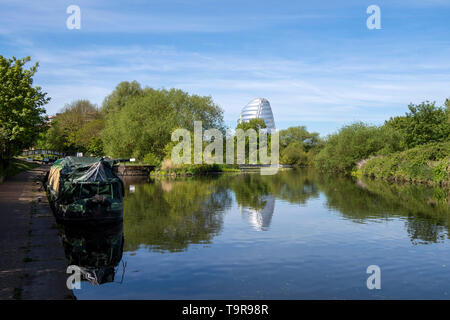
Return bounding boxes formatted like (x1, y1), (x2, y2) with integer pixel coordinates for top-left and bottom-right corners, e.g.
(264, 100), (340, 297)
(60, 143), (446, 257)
(48, 157), (122, 204)
(53, 156), (116, 182)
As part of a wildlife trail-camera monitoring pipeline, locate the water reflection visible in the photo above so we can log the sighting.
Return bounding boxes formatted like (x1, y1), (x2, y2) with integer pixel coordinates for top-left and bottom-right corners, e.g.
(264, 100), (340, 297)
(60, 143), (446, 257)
(123, 176), (231, 252)
(122, 169), (450, 252)
(315, 172), (450, 244)
(59, 223), (124, 285)
(239, 195), (275, 231)
(75, 169), (450, 299)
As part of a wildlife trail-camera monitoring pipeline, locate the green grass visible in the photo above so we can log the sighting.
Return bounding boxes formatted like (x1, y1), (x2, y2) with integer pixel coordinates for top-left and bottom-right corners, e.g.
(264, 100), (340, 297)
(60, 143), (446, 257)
(0, 158), (40, 181)
(151, 163), (237, 176)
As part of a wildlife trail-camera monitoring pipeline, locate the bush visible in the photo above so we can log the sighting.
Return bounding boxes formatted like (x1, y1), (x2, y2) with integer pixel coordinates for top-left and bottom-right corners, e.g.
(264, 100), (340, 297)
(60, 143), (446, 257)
(280, 142), (308, 166)
(360, 141), (450, 184)
(314, 122), (399, 173)
(142, 153), (160, 166)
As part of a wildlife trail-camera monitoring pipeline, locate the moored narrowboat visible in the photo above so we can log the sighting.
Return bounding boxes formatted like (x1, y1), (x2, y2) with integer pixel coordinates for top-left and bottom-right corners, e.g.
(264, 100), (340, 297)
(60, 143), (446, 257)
(45, 156), (124, 223)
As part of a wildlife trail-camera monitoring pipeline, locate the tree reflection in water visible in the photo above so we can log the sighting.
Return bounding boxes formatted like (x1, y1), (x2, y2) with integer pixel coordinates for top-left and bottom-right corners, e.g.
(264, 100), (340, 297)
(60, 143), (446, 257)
(123, 176), (231, 253)
(122, 169), (450, 253)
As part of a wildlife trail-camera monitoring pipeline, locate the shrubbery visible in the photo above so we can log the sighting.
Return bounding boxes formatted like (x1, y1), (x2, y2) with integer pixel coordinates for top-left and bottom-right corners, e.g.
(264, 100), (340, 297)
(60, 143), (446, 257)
(314, 101), (450, 181)
(359, 141), (450, 184)
(314, 122), (402, 173)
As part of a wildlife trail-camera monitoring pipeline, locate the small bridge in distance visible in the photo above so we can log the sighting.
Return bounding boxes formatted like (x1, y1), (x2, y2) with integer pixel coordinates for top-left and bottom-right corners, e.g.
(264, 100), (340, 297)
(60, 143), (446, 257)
(21, 149), (71, 157)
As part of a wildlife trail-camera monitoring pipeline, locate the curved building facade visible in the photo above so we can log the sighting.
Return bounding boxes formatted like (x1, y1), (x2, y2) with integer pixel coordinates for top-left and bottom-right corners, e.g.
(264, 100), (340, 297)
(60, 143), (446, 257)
(238, 98), (276, 130)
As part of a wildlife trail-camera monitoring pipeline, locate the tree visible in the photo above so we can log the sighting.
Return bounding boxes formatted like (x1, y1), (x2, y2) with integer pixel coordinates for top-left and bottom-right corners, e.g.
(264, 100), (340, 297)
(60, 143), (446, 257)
(277, 126), (322, 166)
(445, 98), (450, 123)
(235, 118), (267, 164)
(0, 56), (49, 168)
(280, 142), (308, 166)
(236, 118), (267, 132)
(102, 81), (142, 115)
(279, 126), (321, 152)
(39, 100), (104, 155)
(102, 86), (225, 160)
(314, 122), (389, 173)
(403, 101), (449, 148)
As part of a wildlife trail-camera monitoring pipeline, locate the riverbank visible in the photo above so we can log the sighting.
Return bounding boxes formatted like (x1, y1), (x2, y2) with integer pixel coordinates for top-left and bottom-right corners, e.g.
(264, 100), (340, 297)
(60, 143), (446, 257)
(0, 158), (40, 184)
(150, 163), (240, 177)
(0, 166), (74, 300)
(355, 141), (450, 186)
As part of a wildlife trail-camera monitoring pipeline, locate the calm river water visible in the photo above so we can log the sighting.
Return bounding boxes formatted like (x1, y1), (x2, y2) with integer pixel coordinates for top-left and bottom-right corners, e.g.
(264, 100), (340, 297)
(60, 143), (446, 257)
(69, 169), (450, 299)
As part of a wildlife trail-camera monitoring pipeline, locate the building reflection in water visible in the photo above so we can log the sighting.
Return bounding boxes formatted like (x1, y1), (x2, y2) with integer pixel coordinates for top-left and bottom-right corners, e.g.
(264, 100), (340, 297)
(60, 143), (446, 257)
(59, 222), (125, 285)
(239, 195), (275, 231)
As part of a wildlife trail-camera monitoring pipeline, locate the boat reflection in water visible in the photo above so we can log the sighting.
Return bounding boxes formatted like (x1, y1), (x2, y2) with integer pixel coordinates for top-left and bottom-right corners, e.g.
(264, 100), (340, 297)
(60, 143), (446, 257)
(239, 195), (275, 231)
(59, 222), (125, 285)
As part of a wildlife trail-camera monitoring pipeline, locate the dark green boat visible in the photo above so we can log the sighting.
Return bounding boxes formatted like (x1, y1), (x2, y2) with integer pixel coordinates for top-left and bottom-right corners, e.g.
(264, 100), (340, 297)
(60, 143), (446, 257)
(45, 156), (125, 223)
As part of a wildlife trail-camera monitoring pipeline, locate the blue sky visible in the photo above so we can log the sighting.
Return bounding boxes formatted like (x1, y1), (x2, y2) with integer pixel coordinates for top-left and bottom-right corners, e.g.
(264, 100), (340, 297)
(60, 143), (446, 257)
(1, 0), (450, 136)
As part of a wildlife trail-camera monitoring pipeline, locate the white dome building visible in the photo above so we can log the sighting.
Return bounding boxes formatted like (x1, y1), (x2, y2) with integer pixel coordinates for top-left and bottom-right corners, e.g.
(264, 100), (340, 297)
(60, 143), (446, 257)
(237, 98), (276, 130)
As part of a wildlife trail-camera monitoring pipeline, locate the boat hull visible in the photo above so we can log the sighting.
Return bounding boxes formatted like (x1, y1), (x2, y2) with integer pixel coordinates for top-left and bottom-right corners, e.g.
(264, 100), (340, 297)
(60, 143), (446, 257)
(47, 195), (123, 224)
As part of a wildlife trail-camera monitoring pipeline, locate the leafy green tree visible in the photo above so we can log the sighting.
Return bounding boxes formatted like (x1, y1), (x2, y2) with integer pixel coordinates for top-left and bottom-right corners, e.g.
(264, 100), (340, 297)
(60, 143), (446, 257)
(102, 81), (143, 115)
(236, 118), (267, 132)
(39, 100), (104, 155)
(77, 118), (105, 154)
(0, 56), (49, 168)
(314, 122), (390, 173)
(279, 126), (320, 152)
(235, 118), (267, 164)
(102, 86), (224, 160)
(403, 101), (449, 148)
(445, 98), (450, 123)
(277, 126), (322, 166)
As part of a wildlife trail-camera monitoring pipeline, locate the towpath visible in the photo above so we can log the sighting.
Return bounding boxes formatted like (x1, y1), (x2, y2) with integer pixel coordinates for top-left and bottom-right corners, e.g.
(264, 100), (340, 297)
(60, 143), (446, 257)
(0, 166), (73, 299)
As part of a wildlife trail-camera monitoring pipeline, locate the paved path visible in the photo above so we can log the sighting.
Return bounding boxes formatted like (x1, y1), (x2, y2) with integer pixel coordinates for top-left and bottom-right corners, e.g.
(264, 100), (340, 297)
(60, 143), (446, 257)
(0, 166), (73, 299)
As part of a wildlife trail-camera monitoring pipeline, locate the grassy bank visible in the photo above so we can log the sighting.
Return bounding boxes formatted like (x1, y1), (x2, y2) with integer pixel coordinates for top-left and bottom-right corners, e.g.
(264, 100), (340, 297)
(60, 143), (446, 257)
(356, 141), (450, 185)
(0, 158), (41, 182)
(151, 163), (240, 176)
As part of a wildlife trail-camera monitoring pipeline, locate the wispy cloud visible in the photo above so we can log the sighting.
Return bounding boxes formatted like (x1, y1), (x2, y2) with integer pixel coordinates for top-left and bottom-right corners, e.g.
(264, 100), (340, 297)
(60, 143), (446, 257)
(21, 44), (449, 133)
(1, 0), (450, 135)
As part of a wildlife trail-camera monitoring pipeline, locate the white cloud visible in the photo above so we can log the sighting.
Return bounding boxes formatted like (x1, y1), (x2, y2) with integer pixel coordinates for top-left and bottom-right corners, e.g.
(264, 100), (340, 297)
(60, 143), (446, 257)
(21, 43), (450, 134)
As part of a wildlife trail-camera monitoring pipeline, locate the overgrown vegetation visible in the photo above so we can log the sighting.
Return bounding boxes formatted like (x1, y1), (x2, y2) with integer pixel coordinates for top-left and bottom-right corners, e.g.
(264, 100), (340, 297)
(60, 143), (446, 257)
(314, 100), (450, 185)
(314, 122), (403, 173)
(359, 141), (450, 185)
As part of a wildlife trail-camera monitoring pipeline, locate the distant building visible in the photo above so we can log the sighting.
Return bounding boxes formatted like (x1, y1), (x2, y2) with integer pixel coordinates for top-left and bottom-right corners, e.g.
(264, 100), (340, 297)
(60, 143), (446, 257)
(237, 98), (276, 131)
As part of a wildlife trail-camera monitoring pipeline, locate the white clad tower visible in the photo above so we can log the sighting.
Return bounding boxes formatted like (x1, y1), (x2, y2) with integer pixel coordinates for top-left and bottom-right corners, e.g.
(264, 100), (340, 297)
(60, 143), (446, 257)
(237, 98), (276, 131)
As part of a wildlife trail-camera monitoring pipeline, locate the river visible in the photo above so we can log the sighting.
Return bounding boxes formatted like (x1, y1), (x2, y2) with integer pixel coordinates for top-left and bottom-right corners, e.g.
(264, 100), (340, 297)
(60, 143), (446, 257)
(69, 169), (450, 299)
